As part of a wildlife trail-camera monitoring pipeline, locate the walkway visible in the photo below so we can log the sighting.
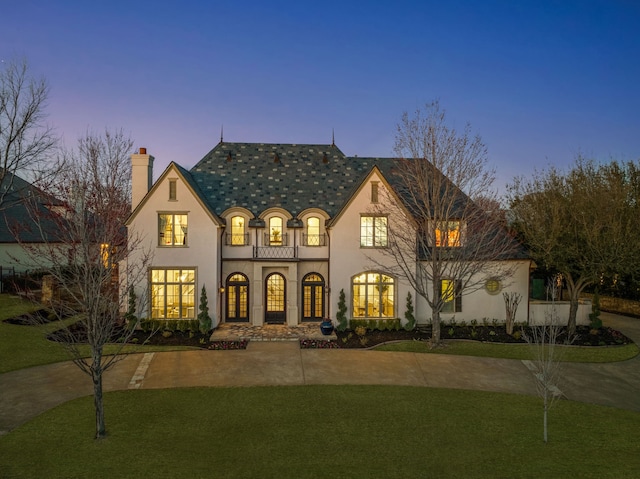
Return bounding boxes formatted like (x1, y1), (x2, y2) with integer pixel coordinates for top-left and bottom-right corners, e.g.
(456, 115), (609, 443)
(0, 312), (638, 436)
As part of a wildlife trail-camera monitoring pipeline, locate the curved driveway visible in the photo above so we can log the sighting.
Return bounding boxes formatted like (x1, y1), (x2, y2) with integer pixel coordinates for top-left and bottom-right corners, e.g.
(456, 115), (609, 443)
(1, 312), (638, 435)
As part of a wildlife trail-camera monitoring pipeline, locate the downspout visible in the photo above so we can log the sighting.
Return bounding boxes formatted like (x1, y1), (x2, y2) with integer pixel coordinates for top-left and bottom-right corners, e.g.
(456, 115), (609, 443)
(219, 225), (224, 326)
(327, 225), (331, 320)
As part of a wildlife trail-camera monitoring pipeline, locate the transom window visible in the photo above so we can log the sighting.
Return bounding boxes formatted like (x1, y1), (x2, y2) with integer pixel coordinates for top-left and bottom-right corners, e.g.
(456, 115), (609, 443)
(159, 213), (188, 246)
(352, 272), (395, 318)
(151, 268), (195, 319)
(435, 221), (461, 247)
(360, 215), (387, 248)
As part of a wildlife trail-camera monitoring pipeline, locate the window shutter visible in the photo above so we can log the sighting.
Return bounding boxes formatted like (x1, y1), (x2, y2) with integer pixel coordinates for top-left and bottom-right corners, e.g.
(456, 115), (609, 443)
(455, 280), (463, 312)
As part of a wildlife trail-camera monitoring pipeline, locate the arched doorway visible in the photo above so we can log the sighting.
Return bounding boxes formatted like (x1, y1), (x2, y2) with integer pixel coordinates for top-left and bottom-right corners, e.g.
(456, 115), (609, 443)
(226, 273), (249, 322)
(265, 273), (286, 323)
(302, 273), (324, 321)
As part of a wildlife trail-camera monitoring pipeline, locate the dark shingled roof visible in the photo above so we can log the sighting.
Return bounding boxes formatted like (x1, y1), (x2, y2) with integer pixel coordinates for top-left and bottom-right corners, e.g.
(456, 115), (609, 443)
(190, 142), (395, 218)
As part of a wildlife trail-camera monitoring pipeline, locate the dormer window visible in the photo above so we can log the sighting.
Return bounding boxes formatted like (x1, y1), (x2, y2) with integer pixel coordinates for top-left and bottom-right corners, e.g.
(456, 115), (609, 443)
(303, 216), (326, 246)
(435, 221), (462, 247)
(268, 217), (284, 246)
(228, 216), (247, 245)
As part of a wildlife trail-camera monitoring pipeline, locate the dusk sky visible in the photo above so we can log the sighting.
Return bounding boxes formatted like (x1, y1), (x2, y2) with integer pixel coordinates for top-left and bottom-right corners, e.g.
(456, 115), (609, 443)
(3, 0), (639, 192)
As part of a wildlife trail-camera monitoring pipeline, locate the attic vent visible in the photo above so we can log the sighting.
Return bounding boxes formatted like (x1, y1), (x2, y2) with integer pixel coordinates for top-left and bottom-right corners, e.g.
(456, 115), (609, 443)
(274, 153), (280, 163)
(226, 153), (232, 162)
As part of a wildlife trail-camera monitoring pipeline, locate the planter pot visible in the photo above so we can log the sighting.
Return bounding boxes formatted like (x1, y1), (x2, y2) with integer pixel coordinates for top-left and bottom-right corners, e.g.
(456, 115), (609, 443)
(320, 320), (334, 335)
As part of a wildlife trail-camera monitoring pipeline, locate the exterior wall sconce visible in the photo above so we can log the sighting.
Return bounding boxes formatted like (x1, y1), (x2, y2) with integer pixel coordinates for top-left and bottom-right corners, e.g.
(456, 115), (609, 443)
(219, 287), (225, 294)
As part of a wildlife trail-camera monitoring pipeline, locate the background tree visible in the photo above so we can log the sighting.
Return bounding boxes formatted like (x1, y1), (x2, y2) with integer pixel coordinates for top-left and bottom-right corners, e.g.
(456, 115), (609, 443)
(16, 129), (150, 439)
(0, 59), (56, 208)
(508, 157), (640, 335)
(374, 101), (520, 344)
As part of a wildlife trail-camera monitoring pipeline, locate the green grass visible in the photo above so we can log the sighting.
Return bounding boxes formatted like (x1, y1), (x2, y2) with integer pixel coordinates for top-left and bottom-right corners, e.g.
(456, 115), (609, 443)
(0, 294), (199, 373)
(374, 339), (640, 362)
(0, 386), (638, 478)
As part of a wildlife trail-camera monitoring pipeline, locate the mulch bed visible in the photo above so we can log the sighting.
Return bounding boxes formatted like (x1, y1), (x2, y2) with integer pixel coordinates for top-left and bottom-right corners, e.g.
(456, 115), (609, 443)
(330, 325), (633, 349)
(5, 312), (633, 350)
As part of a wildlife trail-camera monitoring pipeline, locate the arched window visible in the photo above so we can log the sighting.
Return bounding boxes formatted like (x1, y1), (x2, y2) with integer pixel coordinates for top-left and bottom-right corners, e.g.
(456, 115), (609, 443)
(268, 217), (284, 245)
(352, 272), (395, 318)
(304, 217), (325, 246)
(230, 216), (246, 245)
(226, 273), (249, 322)
(302, 273), (324, 321)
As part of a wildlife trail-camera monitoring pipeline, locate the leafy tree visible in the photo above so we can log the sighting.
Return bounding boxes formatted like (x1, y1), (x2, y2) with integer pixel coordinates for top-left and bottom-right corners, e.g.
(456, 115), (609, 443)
(372, 101), (521, 344)
(0, 59), (56, 208)
(198, 285), (212, 334)
(508, 158), (640, 335)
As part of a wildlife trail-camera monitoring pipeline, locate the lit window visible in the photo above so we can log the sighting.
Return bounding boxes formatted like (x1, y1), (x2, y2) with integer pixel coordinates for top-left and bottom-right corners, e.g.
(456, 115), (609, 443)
(441, 279), (462, 313)
(226, 273), (249, 322)
(100, 243), (111, 268)
(151, 268), (195, 319)
(360, 216), (387, 248)
(269, 217), (283, 245)
(229, 216), (246, 245)
(435, 221), (461, 247)
(302, 273), (324, 320)
(159, 213), (188, 246)
(304, 217), (325, 246)
(352, 272), (395, 318)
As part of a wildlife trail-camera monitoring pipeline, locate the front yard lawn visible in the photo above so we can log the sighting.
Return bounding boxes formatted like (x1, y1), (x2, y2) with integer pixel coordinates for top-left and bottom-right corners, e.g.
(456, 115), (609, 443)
(0, 386), (638, 478)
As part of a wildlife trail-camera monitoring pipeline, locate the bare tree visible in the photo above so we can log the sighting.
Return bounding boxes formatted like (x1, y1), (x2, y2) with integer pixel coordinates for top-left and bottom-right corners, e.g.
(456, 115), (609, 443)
(508, 158), (640, 335)
(0, 59), (57, 208)
(522, 280), (573, 443)
(503, 291), (522, 335)
(15, 129), (150, 439)
(373, 101), (520, 344)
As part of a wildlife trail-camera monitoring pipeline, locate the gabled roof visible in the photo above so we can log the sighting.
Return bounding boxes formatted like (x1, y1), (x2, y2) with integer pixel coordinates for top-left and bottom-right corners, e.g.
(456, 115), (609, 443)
(189, 142), (395, 218)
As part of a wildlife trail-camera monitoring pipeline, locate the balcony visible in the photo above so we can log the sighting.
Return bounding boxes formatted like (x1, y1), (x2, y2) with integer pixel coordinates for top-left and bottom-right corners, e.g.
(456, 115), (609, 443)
(263, 232), (289, 246)
(253, 246), (298, 259)
(302, 233), (327, 246)
(225, 232), (250, 246)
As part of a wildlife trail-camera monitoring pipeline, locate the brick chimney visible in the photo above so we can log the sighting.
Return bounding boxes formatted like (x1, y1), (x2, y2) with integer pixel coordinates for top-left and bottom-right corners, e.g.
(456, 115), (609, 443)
(131, 147), (154, 211)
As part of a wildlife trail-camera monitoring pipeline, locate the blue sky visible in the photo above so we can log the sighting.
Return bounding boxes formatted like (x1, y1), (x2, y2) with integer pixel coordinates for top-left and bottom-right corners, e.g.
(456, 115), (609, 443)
(3, 0), (639, 192)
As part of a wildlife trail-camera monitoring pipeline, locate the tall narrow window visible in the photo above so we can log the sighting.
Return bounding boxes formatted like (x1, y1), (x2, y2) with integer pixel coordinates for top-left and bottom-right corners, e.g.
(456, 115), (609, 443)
(435, 221), (461, 247)
(230, 216), (246, 245)
(159, 214), (188, 246)
(371, 181), (379, 203)
(169, 179), (177, 200)
(265, 273), (286, 323)
(352, 272), (395, 318)
(304, 216), (324, 246)
(269, 217), (283, 245)
(440, 279), (462, 313)
(360, 216), (387, 247)
(151, 269), (195, 319)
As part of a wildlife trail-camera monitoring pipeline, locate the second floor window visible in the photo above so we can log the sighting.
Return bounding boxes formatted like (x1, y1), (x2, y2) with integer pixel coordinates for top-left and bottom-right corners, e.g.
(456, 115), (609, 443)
(230, 216), (246, 245)
(360, 215), (387, 248)
(159, 213), (188, 246)
(304, 216), (325, 246)
(269, 217), (283, 245)
(435, 221), (461, 247)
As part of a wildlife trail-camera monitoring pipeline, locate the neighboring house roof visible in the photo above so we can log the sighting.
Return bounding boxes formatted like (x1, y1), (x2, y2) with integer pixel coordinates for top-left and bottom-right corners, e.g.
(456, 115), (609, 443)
(0, 170), (64, 243)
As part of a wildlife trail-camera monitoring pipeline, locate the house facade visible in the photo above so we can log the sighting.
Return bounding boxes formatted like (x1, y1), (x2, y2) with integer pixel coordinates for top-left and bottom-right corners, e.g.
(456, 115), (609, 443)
(125, 142), (532, 328)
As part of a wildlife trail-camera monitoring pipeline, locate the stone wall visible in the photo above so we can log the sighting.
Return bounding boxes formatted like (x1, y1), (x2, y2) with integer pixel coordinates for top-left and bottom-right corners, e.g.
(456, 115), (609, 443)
(581, 293), (640, 318)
